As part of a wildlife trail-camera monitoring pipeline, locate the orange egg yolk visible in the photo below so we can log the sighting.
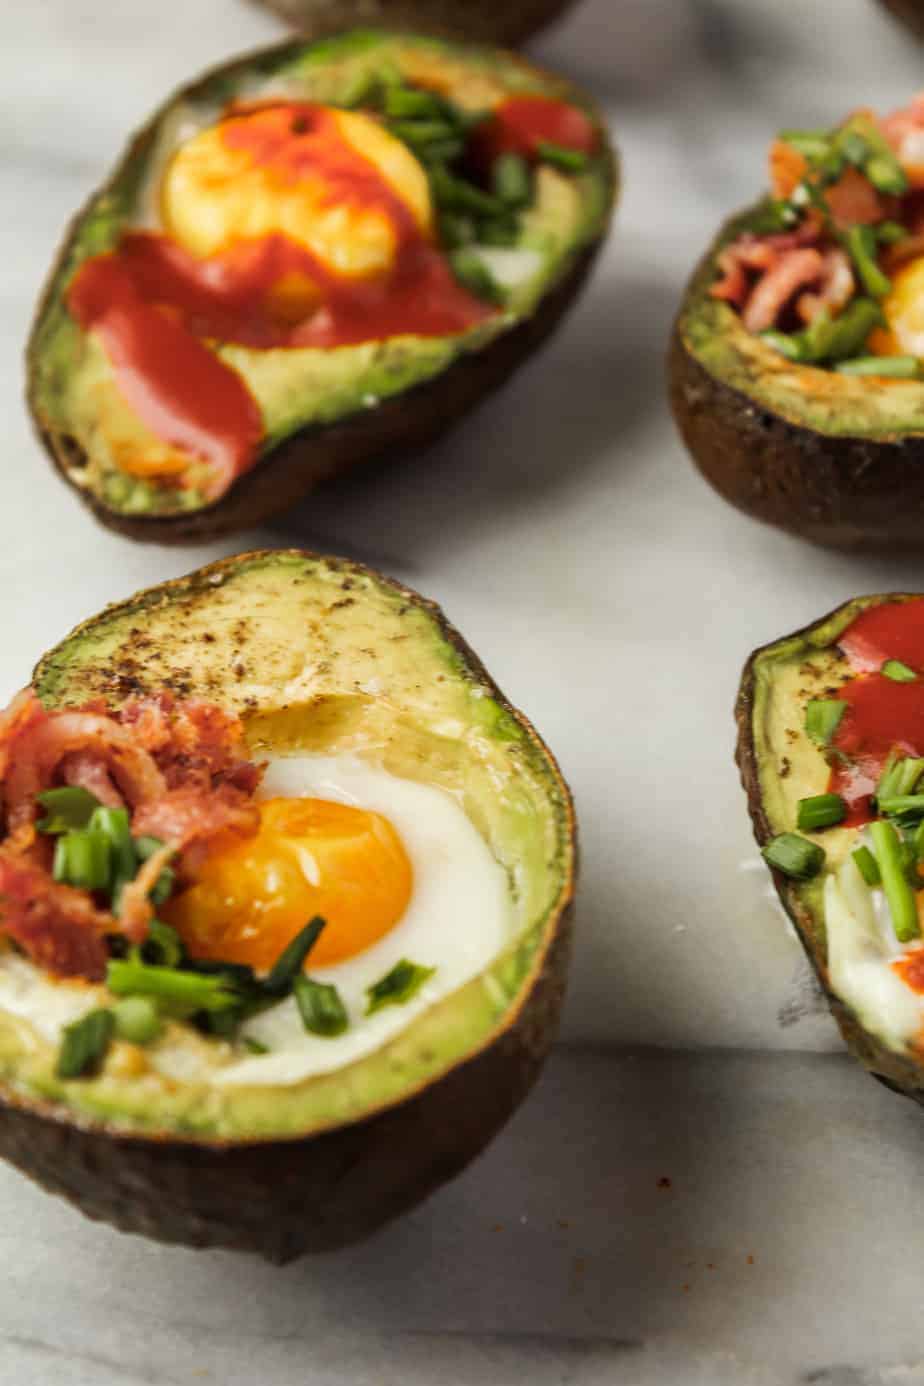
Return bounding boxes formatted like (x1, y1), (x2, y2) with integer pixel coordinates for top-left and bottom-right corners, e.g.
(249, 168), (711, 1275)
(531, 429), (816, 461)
(162, 796), (413, 971)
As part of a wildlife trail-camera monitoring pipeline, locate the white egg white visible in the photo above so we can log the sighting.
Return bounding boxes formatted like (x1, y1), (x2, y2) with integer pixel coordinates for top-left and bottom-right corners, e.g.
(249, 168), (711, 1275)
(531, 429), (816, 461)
(0, 755), (513, 1089)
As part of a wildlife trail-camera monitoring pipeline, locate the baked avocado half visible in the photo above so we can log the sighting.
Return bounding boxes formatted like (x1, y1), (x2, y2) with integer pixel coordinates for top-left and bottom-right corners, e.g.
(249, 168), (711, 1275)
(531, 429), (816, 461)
(670, 95), (924, 549)
(27, 30), (615, 543)
(737, 593), (924, 1102)
(252, 0), (581, 46)
(0, 551), (575, 1260)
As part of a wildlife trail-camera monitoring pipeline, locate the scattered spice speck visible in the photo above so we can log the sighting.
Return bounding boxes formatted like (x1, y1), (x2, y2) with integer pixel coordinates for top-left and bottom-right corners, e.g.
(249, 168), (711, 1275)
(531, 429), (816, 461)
(746, 1254), (755, 1265)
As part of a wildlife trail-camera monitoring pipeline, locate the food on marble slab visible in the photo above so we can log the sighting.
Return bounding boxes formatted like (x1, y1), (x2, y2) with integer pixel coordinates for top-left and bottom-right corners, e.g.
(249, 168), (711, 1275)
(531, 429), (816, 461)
(27, 30), (616, 543)
(670, 94), (924, 549)
(736, 593), (924, 1104)
(0, 550), (575, 1259)
(879, 0), (924, 39)
(252, 0), (582, 46)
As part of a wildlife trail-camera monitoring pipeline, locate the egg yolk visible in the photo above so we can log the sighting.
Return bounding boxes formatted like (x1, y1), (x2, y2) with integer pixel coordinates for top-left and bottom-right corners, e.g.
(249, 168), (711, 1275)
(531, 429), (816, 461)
(160, 104), (433, 280)
(879, 255), (924, 359)
(162, 797), (413, 970)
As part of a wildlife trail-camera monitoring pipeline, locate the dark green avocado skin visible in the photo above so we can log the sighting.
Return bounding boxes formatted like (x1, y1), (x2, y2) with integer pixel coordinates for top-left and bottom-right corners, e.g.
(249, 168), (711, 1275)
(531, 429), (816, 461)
(252, 0), (581, 45)
(0, 911), (570, 1260)
(734, 597), (924, 1107)
(36, 245), (603, 545)
(669, 324), (924, 551)
(879, 0), (924, 37)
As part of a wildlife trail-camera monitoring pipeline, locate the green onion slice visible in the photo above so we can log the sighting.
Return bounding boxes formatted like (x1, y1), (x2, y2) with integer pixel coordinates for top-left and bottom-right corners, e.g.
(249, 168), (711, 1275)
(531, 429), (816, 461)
(365, 959), (436, 1015)
(536, 140), (589, 172)
(53, 829), (111, 892)
(882, 659), (918, 681)
(869, 819), (920, 942)
(112, 996), (161, 1045)
(805, 699), (847, 746)
(36, 786), (101, 835)
(56, 1009), (114, 1079)
(294, 976), (349, 1037)
(852, 844), (881, 886)
(262, 916), (327, 997)
(106, 960), (239, 1012)
(835, 356), (921, 379)
(796, 793), (847, 831)
(761, 833), (826, 881)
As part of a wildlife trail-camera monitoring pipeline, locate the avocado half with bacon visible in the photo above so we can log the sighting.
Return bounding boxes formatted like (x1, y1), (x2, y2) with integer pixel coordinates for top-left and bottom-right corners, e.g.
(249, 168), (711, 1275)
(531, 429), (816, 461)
(253, 0), (581, 46)
(670, 95), (924, 550)
(737, 593), (924, 1102)
(0, 551), (575, 1259)
(27, 31), (615, 543)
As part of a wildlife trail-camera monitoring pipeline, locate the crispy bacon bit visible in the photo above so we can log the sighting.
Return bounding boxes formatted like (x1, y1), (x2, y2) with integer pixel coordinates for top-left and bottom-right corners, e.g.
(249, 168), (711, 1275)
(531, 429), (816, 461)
(0, 850), (111, 980)
(0, 689), (265, 980)
(742, 247), (825, 333)
(118, 841), (175, 945)
(795, 248), (855, 325)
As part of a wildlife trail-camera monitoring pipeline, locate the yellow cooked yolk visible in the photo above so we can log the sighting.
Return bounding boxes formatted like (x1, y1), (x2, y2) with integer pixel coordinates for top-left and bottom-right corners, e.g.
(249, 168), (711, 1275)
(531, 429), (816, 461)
(163, 796), (414, 970)
(879, 255), (924, 359)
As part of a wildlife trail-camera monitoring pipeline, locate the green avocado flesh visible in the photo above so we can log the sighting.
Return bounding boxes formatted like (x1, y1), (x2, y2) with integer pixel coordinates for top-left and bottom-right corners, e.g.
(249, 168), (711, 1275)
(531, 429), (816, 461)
(679, 206), (924, 438)
(28, 30), (614, 520)
(740, 595), (924, 1074)
(4, 552), (573, 1140)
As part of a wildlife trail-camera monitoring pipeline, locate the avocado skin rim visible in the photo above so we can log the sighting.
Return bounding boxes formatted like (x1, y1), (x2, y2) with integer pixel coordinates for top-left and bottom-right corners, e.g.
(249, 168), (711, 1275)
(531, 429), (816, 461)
(25, 36), (615, 546)
(668, 231), (924, 552)
(0, 551), (577, 1262)
(252, 0), (581, 45)
(878, 0), (924, 39)
(734, 594), (924, 1107)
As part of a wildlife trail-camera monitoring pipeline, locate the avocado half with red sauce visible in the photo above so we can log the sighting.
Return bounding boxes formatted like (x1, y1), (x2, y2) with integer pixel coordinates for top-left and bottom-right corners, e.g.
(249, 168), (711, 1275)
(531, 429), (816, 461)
(252, 0), (581, 46)
(27, 31), (615, 543)
(737, 593), (924, 1103)
(669, 98), (924, 550)
(0, 550), (575, 1259)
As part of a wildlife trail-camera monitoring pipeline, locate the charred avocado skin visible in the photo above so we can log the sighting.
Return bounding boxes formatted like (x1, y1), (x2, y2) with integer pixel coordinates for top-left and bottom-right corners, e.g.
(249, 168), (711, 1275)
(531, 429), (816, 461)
(252, 0), (580, 45)
(735, 593), (924, 1103)
(27, 31), (616, 544)
(879, 0), (924, 38)
(669, 206), (924, 551)
(0, 551), (576, 1259)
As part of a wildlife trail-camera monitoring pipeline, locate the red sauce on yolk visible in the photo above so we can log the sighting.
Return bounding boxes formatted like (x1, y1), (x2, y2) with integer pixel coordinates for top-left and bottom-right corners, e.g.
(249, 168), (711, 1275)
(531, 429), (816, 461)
(66, 102), (496, 496)
(893, 950), (924, 993)
(827, 599), (924, 824)
(477, 95), (597, 164)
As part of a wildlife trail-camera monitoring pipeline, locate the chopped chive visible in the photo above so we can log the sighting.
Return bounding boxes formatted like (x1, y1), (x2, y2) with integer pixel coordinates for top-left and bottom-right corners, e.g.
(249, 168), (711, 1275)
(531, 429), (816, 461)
(878, 756), (924, 800)
(89, 806), (136, 884)
(384, 86), (444, 119)
(745, 199), (799, 234)
(492, 152), (532, 207)
(760, 329), (806, 361)
(35, 786), (101, 835)
(242, 1036), (270, 1055)
(294, 975), (349, 1037)
(852, 845), (881, 886)
(761, 832), (826, 881)
(134, 835), (166, 862)
(430, 168), (505, 216)
(53, 829), (111, 891)
(779, 129), (832, 160)
(869, 819), (920, 941)
(449, 248), (504, 304)
(478, 217), (519, 247)
(439, 211), (476, 249)
(835, 356), (921, 379)
(882, 658), (918, 681)
(914, 818), (924, 862)
(823, 297), (884, 360)
(877, 795), (924, 821)
(262, 916), (327, 997)
(866, 153), (908, 195)
(536, 140), (589, 172)
(365, 958), (436, 1015)
(805, 698), (847, 746)
(112, 996), (161, 1045)
(56, 1009), (114, 1079)
(837, 130), (871, 167)
(337, 70), (379, 110)
(877, 220), (908, 245)
(106, 960), (239, 1012)
(796, 793), (847, 831)
(843, 225), (892, 299)
(390, 118), (459, 146)
(140, 920), (184, 969)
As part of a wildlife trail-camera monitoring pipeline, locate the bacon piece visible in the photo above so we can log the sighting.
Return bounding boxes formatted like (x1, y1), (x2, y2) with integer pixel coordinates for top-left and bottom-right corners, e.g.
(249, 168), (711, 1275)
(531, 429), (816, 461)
(796, 247), (855, 324)
(0, 850), (111, 980)
(132, 783), (259, 857)
(710, 226), (820, 307)
(0, 690), (46, 784)
(118, 841), (175, 945)
(742, 247), (825, 333)
(59, 752), (124, 808)
(4, 711), (166, 830)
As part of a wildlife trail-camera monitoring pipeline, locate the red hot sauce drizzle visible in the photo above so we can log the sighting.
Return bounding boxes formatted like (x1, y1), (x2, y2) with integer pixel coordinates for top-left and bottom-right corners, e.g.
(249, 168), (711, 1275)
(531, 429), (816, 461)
(827, 599), (924, 825)
(66, 102), (496, 498)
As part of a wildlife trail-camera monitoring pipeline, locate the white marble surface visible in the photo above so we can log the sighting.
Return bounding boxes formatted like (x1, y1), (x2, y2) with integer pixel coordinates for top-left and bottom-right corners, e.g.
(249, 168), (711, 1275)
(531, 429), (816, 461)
(5, 1), (924, 1380)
